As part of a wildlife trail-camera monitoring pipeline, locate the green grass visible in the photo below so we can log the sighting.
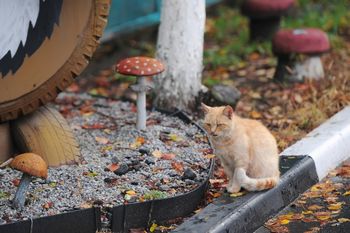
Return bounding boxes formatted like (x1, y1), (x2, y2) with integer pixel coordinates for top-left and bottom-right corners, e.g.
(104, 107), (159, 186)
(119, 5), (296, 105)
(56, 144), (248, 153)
(204, 0), (350, 68)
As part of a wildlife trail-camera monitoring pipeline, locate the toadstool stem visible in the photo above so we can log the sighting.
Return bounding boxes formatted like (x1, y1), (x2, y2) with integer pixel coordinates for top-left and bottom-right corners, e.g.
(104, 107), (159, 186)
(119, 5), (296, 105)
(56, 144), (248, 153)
(136, 76), (147, 130)
(12, 173), (32, 209)
(274, 55), (324, 82)
(250, 17), (280, 41)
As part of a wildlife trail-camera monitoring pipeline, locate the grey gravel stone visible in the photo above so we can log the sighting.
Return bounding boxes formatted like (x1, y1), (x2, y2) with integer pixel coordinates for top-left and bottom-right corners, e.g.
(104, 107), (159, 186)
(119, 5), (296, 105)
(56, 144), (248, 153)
(182, 168), (197, 180)
(210, 84), (241, 107)
(111, 156), (120, 164)
(114, 163), (129, 175)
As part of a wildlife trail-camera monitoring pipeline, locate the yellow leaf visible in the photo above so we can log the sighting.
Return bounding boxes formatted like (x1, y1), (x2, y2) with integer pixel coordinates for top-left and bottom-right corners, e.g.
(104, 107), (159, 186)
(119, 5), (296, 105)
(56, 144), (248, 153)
(327, 203), (342, 211)
(250, 111), (262, 119)
(169, 133), (182, 142)
(130, 136), (146, 149)
(150, 223), (158, 232)
(205, 154), (216, 159)
(230, 192), (245, 197)
(302, 210), (313, 215)
(152, 150), (162, 158)
(280, 219), (290, 225)
(343, 191), (350, 196)
(126, 190), (136, 195)
(316, 215), (331, 221)
(338, 218), (350, 223)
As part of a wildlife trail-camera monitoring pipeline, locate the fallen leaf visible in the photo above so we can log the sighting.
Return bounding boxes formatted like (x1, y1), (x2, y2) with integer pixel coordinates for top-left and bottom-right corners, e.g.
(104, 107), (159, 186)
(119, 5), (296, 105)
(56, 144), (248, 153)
(308, 205), (323, 211)
(149, 223), (157, 232)
(250, 111), (262, 119)
(12, 179), (21, 187)
(107, 164), (119, 172)
(314, 211), (332, 221)
(280, 219), (290, 225)
(169, 133), (183, 142)
(43, 202), (54, 209)
(171, 161), (184, 172)
(338, 218), (350, 223)
(212, 192), (221, 198)
(152, 150), (162, 158)
(162, 153), (176, 160)
(130, 136), (146, 149)
(95, 136), (109, 145)
(126, 190), (136, 195)
(230, 192), (245, 197)
(204, 154), (216, 159)
(327, 203), (343, 211)
(82, 123), (105, 129)
(343, 191), (350, 196)
(302, 210), (313, 215)
(294, 94), (303, 104)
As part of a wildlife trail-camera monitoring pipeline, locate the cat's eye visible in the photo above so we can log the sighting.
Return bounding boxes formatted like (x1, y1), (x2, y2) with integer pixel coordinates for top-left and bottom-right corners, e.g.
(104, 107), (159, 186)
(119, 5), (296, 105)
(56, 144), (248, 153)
(203, 123), (210, 127)
(217, 123), (226, 127)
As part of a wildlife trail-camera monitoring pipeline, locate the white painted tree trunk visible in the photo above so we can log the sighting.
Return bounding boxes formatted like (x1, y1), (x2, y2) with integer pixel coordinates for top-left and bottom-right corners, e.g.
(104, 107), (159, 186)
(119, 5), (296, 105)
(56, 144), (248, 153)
(154, 0), (205, 111)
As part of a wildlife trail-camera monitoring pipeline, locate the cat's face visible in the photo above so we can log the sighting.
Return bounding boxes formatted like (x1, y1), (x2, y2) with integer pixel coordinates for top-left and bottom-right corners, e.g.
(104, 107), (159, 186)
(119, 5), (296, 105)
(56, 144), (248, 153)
(201, 104), (234, 138)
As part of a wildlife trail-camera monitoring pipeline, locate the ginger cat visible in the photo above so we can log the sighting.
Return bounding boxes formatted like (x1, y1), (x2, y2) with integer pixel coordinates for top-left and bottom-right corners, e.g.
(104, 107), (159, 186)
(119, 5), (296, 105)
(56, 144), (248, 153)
(201, 103), (280, 193)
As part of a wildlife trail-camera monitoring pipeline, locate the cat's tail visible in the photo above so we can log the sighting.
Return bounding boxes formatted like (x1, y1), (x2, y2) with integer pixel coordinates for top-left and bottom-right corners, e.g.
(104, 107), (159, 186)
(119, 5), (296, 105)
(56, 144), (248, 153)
(236, 168), (279, 191)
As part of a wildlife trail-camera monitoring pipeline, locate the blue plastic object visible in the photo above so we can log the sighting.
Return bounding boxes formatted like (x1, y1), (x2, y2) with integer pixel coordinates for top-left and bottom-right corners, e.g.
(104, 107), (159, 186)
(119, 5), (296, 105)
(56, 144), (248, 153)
(103, 0), (222, 40)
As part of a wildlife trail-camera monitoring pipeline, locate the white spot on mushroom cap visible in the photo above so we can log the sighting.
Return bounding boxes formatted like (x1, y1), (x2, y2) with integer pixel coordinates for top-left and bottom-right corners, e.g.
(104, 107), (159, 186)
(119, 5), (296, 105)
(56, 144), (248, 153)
(126, 60), (131, 63)
(293, 29), (307, 35)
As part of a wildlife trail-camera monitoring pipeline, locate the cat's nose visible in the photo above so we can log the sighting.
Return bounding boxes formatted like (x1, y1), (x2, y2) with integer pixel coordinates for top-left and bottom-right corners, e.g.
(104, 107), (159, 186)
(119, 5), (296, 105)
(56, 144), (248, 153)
(210, 132), (218, 137)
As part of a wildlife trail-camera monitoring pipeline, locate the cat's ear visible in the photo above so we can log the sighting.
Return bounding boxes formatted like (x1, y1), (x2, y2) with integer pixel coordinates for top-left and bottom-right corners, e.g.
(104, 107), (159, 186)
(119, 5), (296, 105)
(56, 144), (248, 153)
(201, 103), (211, 114)
(223, 105), (234, 119)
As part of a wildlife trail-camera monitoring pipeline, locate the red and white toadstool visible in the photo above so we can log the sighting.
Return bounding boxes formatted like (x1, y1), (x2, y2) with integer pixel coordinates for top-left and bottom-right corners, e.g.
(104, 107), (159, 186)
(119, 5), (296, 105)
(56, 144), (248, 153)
(272, 28), (330, 82)
(115, 57), (165, 130)
(241, 0), (295, 40)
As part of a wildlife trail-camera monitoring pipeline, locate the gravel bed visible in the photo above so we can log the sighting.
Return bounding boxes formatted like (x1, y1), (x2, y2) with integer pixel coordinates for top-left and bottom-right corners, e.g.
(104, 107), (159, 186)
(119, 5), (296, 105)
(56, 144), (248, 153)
(0, 93), (211, 225)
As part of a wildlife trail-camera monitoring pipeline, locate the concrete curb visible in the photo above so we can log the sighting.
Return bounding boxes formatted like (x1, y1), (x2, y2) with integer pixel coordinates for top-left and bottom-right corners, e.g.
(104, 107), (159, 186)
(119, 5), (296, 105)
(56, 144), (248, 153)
(173, 106), (350, 233)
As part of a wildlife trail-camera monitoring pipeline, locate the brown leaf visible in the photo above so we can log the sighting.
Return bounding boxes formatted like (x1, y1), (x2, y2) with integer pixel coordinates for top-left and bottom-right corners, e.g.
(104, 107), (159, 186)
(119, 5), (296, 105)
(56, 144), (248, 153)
(171, 161), (184, 172)
(43, 202), (54, 209)
(107, 163), (119, 172)
(162, 153), (176, 160)
(82, 123), (106, 129)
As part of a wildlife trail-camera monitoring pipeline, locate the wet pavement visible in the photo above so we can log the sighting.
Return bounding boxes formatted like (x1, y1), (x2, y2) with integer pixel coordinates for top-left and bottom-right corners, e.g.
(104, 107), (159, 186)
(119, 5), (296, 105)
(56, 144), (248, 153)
(257, 160), (350, 233)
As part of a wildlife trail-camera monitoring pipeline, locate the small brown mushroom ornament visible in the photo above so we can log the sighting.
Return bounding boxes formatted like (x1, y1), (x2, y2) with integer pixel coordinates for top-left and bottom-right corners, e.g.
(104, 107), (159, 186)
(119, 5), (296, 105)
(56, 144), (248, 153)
(11, 153), (48, 209)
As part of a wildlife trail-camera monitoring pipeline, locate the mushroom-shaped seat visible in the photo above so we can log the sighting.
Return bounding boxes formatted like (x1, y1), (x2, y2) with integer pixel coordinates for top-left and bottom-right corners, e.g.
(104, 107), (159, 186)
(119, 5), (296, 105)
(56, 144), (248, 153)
(272, 28), (330, 82)
(241, 0), (295, 40)
(11, 153), (48, 208)
(115, 57), (165, 130)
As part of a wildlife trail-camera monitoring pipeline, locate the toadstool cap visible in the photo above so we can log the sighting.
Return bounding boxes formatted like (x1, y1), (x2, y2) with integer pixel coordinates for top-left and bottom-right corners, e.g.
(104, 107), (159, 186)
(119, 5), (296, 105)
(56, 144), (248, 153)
(272, 28), (330, 55)
(115, 57), (165, 76)
(11, 153), (48, 179)
(241, 0), (294, 18)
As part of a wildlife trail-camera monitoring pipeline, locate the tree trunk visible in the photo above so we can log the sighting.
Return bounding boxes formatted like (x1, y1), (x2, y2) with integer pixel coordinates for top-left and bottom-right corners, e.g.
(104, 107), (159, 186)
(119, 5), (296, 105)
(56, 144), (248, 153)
(154, 0), (205, 112)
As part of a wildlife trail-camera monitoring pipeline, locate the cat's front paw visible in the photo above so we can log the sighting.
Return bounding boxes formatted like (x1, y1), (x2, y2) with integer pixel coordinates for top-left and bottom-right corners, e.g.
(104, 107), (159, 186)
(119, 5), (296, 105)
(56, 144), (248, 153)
(226, 184), (241, 193)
